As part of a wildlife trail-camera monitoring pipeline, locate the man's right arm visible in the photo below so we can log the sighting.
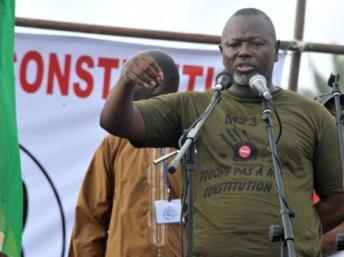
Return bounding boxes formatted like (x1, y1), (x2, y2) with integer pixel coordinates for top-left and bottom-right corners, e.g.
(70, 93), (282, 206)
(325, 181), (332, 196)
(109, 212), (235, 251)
(100, 53), (164, 144)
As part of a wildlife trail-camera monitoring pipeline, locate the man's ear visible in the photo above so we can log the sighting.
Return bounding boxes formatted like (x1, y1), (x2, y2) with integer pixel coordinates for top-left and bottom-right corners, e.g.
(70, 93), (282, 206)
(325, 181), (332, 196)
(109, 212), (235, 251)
(274, 40), (280, 62)
(219, 44), (223, 53)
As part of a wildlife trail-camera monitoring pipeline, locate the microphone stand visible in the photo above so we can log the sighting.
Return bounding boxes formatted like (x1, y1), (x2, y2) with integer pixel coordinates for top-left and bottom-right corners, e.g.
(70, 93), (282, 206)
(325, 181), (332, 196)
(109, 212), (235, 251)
(261, 99), (296, 257)
(155, 89), (224, 257)
(328, 73), (344, 185)
(327, 73), (344, 250)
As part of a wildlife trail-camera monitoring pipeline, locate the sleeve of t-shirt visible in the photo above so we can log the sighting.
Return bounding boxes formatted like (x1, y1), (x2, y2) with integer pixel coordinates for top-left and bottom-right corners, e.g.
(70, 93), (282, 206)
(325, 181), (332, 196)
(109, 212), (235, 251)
(313, 107), (343, 198)
(133, 92), (184, 148)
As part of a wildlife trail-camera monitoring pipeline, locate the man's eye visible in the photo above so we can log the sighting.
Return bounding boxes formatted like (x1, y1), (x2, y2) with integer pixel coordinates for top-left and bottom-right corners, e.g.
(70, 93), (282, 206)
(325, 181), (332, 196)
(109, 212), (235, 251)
(251, 41), (264, 47)
(227, 42), (240, 48)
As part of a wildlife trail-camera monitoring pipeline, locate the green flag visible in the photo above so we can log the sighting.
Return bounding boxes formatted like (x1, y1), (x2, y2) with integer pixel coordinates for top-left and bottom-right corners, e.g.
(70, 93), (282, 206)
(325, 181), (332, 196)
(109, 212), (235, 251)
(0, 0), (23, 256)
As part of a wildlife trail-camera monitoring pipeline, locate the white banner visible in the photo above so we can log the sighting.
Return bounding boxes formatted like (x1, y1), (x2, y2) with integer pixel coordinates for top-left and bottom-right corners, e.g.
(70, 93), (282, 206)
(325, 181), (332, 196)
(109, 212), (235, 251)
(15, 33), (285, 257)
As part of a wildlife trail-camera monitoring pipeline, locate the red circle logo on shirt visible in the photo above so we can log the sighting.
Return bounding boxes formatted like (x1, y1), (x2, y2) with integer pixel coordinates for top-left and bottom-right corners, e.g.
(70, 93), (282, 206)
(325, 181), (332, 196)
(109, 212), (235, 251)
(238, 145), (251, 158)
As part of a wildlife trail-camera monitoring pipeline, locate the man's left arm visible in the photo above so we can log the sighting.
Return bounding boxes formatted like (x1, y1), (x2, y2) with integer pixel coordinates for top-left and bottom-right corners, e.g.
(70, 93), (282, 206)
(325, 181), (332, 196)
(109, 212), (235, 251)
(315, 192), (344, 233)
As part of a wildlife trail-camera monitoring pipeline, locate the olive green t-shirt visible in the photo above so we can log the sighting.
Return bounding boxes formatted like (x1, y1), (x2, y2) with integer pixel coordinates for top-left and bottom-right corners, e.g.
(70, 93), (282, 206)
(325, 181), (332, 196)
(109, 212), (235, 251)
(135, 88), (343, 257)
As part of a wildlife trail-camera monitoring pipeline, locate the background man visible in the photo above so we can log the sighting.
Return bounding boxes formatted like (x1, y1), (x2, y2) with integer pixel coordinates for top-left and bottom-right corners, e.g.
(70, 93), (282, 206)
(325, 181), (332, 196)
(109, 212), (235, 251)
(69, 49), (184, 257)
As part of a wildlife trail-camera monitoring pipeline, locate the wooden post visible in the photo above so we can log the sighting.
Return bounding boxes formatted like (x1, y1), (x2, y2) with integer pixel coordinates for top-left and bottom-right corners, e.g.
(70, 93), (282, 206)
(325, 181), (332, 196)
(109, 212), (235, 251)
(288, 0), (307, 91)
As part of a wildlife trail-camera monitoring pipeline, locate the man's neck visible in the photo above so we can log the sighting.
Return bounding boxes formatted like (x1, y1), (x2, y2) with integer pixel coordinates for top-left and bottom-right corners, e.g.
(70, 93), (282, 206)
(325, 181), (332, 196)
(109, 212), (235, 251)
(228, 83), (275, 98)
(228, 84), (256, 98)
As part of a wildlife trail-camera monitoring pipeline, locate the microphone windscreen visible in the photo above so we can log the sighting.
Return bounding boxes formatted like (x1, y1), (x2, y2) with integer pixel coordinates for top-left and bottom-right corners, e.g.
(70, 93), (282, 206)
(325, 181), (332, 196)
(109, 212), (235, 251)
(215, 71), (233, 90)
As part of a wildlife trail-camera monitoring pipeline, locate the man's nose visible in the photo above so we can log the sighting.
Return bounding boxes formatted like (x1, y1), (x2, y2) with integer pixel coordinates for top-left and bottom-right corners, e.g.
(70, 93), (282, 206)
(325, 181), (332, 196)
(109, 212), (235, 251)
(238, 42), (252, 56)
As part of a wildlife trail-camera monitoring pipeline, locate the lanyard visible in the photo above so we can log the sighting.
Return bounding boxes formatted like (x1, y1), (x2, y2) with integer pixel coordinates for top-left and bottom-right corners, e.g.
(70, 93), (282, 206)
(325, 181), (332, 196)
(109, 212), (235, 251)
(159, 148), (172, 201)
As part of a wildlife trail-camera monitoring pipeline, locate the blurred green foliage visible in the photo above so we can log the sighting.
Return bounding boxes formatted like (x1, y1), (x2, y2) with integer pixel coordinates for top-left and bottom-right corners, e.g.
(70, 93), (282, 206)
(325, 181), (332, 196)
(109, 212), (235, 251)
(301, 55), (344, 98)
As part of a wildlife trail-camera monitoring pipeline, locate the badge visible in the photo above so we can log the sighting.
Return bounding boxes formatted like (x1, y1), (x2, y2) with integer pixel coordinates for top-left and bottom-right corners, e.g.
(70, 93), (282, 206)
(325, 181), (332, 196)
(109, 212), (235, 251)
(154, 199), (182, 224)
(238, 145), (251, 158)
(234, 142), (257, 161)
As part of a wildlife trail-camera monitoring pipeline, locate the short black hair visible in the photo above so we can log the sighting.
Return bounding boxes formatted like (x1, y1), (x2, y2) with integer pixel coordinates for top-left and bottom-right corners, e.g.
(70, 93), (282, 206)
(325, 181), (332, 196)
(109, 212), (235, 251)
(146, 49), (180, 93)
(224, 8), (276, 42)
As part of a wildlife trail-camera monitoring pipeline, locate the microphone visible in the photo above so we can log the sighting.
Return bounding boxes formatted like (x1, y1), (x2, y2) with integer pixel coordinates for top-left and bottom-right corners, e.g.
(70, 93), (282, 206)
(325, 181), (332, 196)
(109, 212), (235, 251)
(249, 74), (272, 100)
(214, 71), (233, 91)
